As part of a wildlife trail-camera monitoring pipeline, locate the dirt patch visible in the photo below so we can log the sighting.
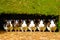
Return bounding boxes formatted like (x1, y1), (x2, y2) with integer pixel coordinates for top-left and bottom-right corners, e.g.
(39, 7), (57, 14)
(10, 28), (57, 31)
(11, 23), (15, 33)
(0, 32), (60, 40)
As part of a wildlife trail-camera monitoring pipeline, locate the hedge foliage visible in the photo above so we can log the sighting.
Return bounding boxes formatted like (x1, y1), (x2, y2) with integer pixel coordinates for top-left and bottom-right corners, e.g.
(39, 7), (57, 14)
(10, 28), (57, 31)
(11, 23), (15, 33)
(0, 0), (60, 15)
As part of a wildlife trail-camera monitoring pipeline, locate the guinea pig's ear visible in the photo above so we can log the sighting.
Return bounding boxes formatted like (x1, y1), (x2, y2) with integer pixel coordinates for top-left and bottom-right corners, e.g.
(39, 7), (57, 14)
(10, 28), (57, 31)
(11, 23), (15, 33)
(53, 19), (55, 21)
(34, 19), (35, 21)
(38, 19), (40, 21)
(48, 19), (50, 21)
(17, 20), (19, 21)
(43, 19), (45, 21)
(21, 19), (22, 22)
(10, 19), (13, 21)
(28, 19), (30, 22)
(14, 20), (15, 22)
(5, 20), (7, 22)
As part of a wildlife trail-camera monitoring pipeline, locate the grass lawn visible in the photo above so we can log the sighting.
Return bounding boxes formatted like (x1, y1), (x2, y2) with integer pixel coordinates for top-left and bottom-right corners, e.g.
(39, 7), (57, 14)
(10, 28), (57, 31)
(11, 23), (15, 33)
(0, 0), (60, 15)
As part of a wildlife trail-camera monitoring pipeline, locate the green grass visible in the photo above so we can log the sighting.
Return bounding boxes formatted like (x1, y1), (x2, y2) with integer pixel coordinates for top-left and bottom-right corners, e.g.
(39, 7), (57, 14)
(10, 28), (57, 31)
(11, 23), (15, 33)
(0, 0), (60, 15)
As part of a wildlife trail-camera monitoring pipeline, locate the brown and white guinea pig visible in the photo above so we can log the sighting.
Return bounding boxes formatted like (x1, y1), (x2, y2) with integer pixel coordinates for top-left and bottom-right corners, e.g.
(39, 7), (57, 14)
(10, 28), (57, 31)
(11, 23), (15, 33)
(47, 19), (57, 32)
(28, 19), (36, 32)
(3, 20), (13, 32)
(21, 20), (28, 32)
(37, 19), (46, 32)
(13, 20), (20, 31)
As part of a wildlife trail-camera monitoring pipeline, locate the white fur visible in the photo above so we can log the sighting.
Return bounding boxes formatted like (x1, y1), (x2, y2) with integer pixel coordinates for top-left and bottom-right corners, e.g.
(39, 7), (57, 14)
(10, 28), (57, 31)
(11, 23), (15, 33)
(39, 20), (44, 27)
(4, 25), (8, 30)
(14, 20), (19, 27)
(3, 20), (12, 30)
(50, 20), (56, 27)
(21, 20), (27, 30)
(37, 20), (45, 30)
(21, 20), (27, 27)
(47, 20), (56, 31)
(47, 26), (50, 31)
(28, 20), (35, 30)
